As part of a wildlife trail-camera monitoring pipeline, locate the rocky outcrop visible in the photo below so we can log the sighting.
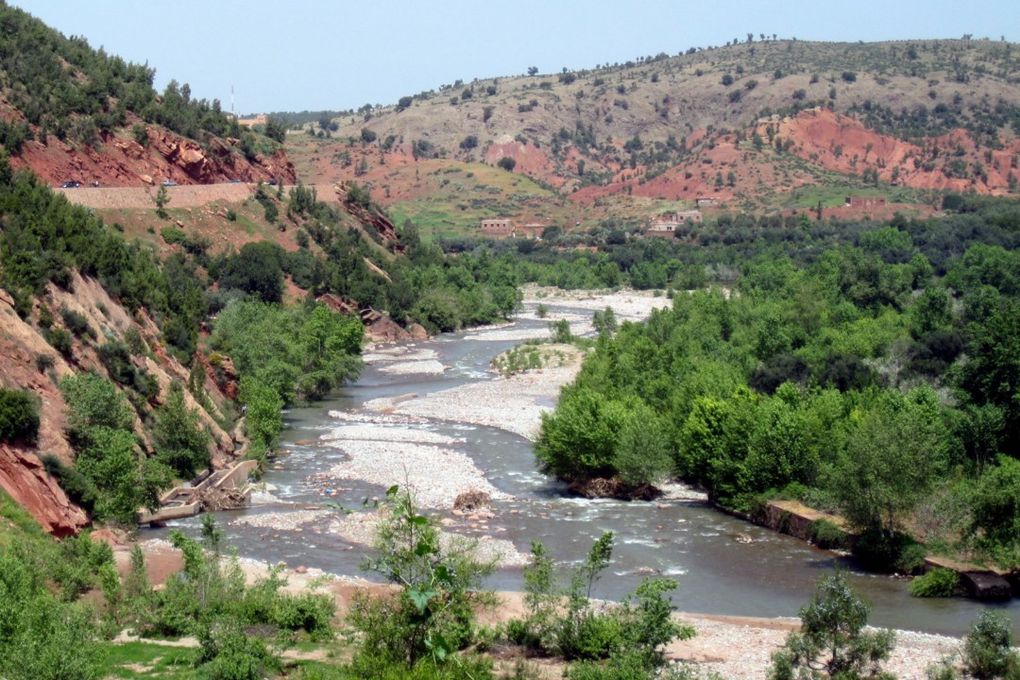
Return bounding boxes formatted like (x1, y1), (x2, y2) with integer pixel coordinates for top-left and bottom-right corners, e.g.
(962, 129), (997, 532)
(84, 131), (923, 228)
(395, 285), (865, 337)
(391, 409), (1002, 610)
(567, 476), (662, 501)
(0, 445), (87, 536)
(364, 314), (413, 343)
(316, 293), (359, 316)
(334, 183), (404, 252)
(11, 116), (296, 188)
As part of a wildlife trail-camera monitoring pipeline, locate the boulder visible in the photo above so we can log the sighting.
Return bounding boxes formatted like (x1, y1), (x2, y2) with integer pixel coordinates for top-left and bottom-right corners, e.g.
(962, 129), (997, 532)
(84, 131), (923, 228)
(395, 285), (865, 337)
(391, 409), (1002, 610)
(453, 490), (491, 513)
(407, 323), (430, 341)
(364, 315), (412, 343)
(960, 571), (1013, 601)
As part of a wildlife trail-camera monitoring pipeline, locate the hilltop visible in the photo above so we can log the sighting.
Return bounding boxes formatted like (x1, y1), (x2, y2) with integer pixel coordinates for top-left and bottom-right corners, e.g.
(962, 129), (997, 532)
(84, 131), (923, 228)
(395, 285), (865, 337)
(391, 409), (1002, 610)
(286, 38), (1020, 234)
(0, 2), (294, 186)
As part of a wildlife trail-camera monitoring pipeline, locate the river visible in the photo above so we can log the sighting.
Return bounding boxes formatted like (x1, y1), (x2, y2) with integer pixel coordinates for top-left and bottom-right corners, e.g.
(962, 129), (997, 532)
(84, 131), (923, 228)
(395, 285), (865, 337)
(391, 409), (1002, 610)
(149, 293), (1020, 638)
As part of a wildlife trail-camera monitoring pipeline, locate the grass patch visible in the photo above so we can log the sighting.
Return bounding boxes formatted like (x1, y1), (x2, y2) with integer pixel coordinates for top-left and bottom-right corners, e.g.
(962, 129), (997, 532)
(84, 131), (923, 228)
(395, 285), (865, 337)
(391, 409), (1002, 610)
(97, 642), (196, 679)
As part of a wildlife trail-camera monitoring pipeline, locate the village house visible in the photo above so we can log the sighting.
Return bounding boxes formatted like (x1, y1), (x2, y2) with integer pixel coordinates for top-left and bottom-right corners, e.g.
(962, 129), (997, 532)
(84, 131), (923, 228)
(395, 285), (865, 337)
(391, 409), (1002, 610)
(645, 209), (702, 238)
(479, 218), (546, 239)
(845, 196), (887, 209)
(516, 223), (547, 239)
(480, 217), (514, 238)
(236, 114), (268, 129)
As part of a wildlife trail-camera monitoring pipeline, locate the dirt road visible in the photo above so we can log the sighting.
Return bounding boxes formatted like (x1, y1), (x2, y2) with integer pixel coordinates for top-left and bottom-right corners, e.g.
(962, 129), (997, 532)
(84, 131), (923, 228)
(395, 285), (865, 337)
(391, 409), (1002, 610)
(56, 183), (340, 210)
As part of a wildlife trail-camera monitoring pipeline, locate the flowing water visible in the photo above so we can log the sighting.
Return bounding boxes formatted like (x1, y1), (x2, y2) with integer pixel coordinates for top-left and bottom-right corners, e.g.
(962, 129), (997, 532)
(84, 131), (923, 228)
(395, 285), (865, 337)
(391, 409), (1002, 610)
(149, 297), (1020, 637)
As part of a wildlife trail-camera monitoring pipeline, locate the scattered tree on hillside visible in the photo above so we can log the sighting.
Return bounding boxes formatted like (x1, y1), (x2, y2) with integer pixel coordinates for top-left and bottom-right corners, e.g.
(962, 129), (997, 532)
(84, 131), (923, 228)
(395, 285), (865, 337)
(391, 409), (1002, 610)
(154, 184), (169, 218)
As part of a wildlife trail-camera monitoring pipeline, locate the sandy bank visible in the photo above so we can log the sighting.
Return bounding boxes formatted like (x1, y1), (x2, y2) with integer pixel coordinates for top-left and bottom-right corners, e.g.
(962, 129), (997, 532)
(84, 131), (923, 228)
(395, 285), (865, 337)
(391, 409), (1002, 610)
(124, 537), (958, 679)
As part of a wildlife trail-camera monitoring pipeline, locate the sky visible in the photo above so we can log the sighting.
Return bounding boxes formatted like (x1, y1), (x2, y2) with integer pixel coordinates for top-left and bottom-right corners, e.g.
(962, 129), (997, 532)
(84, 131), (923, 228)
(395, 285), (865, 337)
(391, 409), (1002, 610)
(12, 0), (1020, 114)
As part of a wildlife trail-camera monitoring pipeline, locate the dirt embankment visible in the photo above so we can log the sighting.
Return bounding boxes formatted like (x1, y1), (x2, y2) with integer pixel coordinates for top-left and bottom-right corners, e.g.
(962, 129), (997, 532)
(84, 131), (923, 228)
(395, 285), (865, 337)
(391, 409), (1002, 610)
(10, 117), (296, 188)
(769, 107), (1020, 195)
(0, 271), (242, 535)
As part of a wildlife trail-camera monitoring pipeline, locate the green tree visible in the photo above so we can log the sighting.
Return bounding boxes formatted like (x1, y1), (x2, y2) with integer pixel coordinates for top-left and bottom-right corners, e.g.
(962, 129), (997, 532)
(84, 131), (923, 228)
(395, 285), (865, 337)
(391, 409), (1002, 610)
(154, 184), (170, 218)
(768, 572), (895, 679)
(497, 156), (516, 171)
(351, 486), (494, 668)
(592, 307), (617, 337)
(153, 381), (211, 478)
(220, 242), (285, 303)
(239, 377), (283, 458)
(535, 388), (629, 481)
(968, 456), (1020, 564)
(833, 390), (949, 536)
(76, 427), (172, 523)
(963, 611), (1020, 679)
(0, 546), (102, 680)
(59, 373), (135, 445)
(613, 405), (672, 487)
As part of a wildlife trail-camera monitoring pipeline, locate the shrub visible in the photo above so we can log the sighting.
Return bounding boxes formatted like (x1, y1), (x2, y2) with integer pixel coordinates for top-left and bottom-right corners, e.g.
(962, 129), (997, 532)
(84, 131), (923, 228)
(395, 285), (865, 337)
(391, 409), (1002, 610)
(0, 389), (40, 444)
(35, 353), (54, 373)
(497, 156), (516, 171)
(161, 226), (187, 245)
(809, 519), (851, 550)
(550, 319), (573, 344)
(963, 611), (1019, 679)
(768, 572), (895, 679)
(852, 528), (926, 574)
(44, 327), (73, 357)
(909, 568), (960, 598)
(195, 622), (280, 680)
(350, 486), (494, 668)
(0, 544), (103, 680)
(153, 381), (211, 478)
(60, 307), (93, 339)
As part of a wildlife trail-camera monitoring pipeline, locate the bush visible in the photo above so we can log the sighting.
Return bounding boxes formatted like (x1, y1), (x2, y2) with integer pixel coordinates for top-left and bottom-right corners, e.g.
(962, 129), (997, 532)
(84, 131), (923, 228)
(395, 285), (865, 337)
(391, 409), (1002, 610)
(963, 611), (1019, 679)
(0, 543), (103, 680)
(161, 225), (187, 245)
(809, 519), (851, 550)
(768, 572), (895, 679)
(35, 353), (54, 373)
(497, 156), (516, 171)
(0, 388), (40, 444)
(350, 486), (494, 668)
(153, 381), (211, 478)
(510, 534), (691, 672)
(852, 528), (926, 574)
(909, 568), (960, 598)
(60, 307), (93, 339)
(195, 622), (280, 680)
(44, 327), (73, 357)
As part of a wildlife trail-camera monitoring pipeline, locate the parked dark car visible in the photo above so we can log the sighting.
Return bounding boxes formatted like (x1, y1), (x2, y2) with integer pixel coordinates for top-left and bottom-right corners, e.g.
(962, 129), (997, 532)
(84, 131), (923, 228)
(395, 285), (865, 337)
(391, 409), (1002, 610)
(60, 180), (81, 188)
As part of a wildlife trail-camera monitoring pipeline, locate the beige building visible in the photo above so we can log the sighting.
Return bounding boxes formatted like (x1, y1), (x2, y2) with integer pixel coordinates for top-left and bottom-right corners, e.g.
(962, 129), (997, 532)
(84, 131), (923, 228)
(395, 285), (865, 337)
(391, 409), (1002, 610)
(480, 218), (514, 237)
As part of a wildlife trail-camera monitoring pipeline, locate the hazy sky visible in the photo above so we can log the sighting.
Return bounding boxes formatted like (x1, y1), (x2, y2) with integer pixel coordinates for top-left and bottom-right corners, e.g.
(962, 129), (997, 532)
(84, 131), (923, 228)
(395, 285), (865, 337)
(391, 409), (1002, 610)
(12, 1), (1020, 114)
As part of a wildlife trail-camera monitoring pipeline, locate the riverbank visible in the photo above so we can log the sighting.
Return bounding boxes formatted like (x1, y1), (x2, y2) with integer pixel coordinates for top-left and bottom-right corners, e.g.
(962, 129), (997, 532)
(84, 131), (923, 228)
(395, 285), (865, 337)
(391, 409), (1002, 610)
(123, 538), (963, 679)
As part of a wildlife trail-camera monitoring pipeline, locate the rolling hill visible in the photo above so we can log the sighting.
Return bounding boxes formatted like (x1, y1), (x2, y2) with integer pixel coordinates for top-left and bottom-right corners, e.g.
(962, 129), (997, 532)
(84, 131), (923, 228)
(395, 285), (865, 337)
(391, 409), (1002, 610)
(288, 38), (1020, 235)
(0, 1), (294, 187)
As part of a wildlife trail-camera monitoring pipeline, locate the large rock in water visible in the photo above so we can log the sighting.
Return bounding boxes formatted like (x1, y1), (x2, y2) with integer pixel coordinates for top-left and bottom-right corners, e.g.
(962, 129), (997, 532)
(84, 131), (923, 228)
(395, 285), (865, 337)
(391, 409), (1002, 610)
(960, 571), (1013, 601)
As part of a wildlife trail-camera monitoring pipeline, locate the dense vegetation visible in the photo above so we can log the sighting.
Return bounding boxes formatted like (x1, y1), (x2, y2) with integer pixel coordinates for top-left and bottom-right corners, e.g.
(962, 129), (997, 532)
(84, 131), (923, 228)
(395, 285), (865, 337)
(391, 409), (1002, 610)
(535, 198), (1020, 572)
